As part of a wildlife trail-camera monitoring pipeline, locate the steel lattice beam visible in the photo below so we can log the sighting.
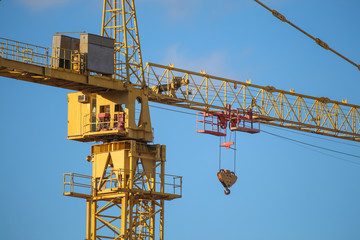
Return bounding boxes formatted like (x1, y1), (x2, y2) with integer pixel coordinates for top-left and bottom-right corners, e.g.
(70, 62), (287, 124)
(102, 0), (145, 84)
(145, 62), (360, 142)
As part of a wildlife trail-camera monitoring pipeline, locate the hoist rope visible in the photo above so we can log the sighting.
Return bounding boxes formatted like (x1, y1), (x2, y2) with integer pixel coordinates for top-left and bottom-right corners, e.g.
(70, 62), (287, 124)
(219, 136), (222, 170)
(234, 132), (237, 174)
(218, 132), (237, 172)
(254, 0), (360, 71)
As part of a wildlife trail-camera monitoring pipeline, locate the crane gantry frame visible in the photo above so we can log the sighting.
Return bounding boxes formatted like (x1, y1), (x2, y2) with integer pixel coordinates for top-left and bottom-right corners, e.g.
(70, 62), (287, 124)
(0, 0), (359, 239)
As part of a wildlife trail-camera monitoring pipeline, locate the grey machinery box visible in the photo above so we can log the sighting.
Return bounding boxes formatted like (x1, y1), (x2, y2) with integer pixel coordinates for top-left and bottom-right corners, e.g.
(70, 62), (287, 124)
(52, 33), (114, 75)
(52, 35), (80, 69)
(80, 33), (114, 75)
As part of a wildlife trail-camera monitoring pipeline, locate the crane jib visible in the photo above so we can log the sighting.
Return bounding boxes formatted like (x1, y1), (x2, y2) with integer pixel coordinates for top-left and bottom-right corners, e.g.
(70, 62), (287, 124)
(0, 36), (359, 142)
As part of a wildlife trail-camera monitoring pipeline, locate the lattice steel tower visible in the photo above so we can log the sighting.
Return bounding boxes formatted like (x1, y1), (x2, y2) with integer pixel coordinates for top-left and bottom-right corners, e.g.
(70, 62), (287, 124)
(63, 1), (182, 240)
(102, 0), (145, 85)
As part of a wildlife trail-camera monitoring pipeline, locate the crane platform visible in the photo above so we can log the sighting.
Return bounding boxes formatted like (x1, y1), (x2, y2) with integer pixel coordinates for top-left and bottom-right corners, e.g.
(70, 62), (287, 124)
(0, 37), (124, 92)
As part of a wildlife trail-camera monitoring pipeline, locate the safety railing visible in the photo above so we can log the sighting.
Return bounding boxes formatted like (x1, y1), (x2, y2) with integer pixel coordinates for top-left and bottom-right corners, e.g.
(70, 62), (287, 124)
(95, 169), (183, 197)
(0, 37), (50, 66)
(82, 113), (125, 134)
(0, 37), (86, 72)
(230, 117), (260, 133)
(63, 169), (182, 198)
(196, 112), (227, 137)
(63, 173), (93, 197)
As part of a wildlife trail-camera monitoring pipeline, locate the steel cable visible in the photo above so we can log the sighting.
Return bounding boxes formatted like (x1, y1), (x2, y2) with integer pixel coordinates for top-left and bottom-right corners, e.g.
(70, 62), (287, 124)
(254, 0), (360, 71)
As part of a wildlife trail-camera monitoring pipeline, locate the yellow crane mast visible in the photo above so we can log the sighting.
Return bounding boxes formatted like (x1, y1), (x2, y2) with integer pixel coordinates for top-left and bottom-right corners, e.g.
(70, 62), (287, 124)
(101, 0), (145, 84)
(0, 0), (359, 239)
(67, 1), (181, 240)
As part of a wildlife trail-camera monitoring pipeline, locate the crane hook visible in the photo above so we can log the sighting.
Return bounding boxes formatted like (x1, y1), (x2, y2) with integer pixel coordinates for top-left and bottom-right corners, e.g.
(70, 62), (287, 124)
(224, 187), (231, 195)
(217, 169), (237, 195)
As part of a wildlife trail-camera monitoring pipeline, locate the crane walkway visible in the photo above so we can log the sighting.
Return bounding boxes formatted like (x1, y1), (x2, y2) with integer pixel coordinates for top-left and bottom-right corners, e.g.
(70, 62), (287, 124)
(0, 37), (120, 92)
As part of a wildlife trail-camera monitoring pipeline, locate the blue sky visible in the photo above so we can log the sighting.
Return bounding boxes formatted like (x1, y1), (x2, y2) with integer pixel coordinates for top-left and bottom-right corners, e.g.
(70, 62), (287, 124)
(0, 0), (360, 240)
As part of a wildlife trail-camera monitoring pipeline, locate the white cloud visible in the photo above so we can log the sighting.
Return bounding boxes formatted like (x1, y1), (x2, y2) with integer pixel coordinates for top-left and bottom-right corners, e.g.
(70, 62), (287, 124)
(16, 0), (71, 10)
(158, 0), (201, 20)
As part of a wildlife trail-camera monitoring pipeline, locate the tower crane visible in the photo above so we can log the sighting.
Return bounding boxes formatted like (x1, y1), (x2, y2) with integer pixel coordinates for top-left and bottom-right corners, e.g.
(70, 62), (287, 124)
(0, 0), (359, 240)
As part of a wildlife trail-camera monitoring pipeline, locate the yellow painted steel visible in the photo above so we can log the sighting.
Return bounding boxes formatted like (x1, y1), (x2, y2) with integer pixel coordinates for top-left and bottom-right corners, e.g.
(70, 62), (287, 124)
(0, 37), (122, 92)
(67, 89), (153, 143)
(0, 37), (359, 142)
(0, 0), (359, 238)
(102, 0), (145, 85)
(145, 62), (360, 142)
(63, 140), (182, 240)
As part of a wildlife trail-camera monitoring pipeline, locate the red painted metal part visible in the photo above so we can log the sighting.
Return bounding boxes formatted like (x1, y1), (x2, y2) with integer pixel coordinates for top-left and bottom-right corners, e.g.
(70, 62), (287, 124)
(229, 108), (260, 134)
(113, 113), (125, 130)
(98, 113), (111, 131)
(196, 104), (260, 136)
(98, 113), (110, 118)
(196, 112), (227, 136)
(221, 141), (234, 149)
